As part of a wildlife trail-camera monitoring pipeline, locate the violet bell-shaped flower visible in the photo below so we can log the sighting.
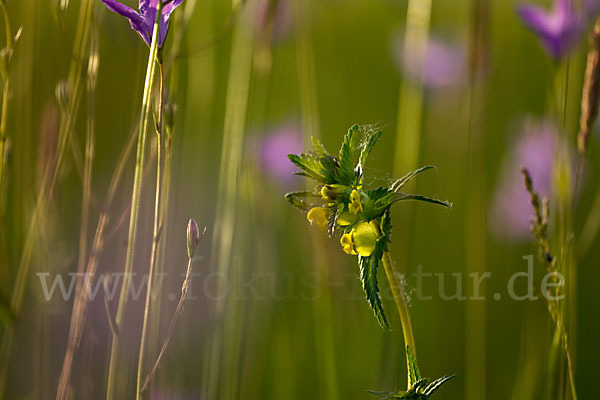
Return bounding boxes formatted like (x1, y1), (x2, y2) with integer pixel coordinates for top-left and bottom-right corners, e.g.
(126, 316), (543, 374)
(100, 0), (183, 47)
(518, 0), (600, 59)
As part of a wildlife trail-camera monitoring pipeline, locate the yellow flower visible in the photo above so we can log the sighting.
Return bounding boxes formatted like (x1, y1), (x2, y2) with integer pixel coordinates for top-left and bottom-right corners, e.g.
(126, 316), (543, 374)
(320, 184), (345, 201)
(348, 189), (363, 215)
(339, 222), (377, 256)
(307, 207), (330, 228)
(340, 233), (356, 255)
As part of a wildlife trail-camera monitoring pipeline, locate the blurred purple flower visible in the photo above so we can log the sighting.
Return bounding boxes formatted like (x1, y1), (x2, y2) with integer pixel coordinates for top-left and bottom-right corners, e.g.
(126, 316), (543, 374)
(256, 0), (293, 42)
(100, 0), (183, 47)
(491, 120), (560, 240)
(393, 34), (466, 89)
(517, 0), (600, 59)
(259, 124), (304, 187)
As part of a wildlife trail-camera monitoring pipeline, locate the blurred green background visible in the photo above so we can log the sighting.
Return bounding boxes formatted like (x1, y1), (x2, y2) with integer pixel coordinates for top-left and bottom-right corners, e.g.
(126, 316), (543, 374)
(1, 0), (599, 399)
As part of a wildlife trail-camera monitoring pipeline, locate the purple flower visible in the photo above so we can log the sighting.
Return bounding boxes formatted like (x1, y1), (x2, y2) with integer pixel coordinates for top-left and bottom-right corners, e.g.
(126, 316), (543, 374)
(393, 34), (466, 89)
(490, 119), (561, 240)
(258, 123), (304, 187)
(256, 0), (293, 42)
(517, 0), (599, 59)
(100, 0), (183, 47)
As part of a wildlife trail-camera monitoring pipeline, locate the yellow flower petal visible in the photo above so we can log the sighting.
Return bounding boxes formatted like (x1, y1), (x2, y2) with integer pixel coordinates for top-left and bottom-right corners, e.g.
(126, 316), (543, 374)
(339, 222), (377, 257)
(351, 222), (377, 257)
(349, 189), (363, 215)
(340, 233), (356, 255)
(307, 207), (330, 228)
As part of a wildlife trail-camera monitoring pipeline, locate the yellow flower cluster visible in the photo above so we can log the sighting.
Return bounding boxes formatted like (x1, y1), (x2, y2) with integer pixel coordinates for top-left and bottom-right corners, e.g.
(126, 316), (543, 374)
(306, 187), (376, 256)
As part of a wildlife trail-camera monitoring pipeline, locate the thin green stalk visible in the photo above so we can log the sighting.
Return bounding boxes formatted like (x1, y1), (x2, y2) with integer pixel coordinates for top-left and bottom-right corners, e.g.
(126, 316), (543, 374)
(372, 220), (417, 380)
(56, 116), (138, 400)
(558, 60), (578, 400)
(203, 3), (253, 398)
(385, 256), (416, 351)
(145, 4), (192, 381)
(55, 30), (99, 400)
(0, 0), (94, 392)
(141, 224), (204, 393)
(382, 252), (417, 364)
(465, 7), (489, 393)
(105, 2), (163, 398)
(393, 0), (431, 178)
(136, 60), (165, 399)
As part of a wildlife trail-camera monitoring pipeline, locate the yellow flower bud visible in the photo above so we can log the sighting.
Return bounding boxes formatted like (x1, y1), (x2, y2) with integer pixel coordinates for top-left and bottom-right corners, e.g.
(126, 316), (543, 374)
(339, 222), (377, 257)
(348, 189), (363, 215)
(307, 207), (330, 228)
(320, 184), (345, 201)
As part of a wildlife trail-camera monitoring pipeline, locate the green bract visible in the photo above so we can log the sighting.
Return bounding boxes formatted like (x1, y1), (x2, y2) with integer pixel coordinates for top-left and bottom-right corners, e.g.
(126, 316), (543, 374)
(285, 124), (452, 330)
(368, 346), (455, 399)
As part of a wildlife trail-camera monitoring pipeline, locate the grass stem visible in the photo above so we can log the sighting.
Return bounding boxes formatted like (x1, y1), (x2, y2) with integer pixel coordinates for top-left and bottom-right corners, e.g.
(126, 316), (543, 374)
(1, 0), (94, 393)
(136, 60), (165, 400)
(105, 2), (163, 398)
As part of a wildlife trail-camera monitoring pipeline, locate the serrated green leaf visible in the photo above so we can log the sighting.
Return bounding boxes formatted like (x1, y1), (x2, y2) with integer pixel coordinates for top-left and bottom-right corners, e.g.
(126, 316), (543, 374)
(381, 209), (393, 237)
(368, 186), (392, 202)
(337, 125), (358, 185)
(288, 153), (337, 184)
(372, 371), (455, 399)
(390, 166), (436, 192)
(284, 191), (318, 211)
(365, 188), (398, 219)
(407, 345), (421, 388)
(423, 375), (456, 396)
(395, 193), (453, 208)
(359, 255), (389, 330)
(359, 129), (383, 169)
(318, 154), (339, 184)
(311, 136), (329, 155)
(368, 391), (413, 399)
(288, 153), (326, 182)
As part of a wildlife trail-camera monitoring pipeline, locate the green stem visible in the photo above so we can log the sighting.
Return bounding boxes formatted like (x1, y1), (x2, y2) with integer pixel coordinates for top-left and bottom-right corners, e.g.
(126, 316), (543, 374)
(141, 253), (196, 393)
(105, 2), (163, 398)
(371, 220), (417, 383)
(381, 251), (416, 356)
(136, 60), (165, 399)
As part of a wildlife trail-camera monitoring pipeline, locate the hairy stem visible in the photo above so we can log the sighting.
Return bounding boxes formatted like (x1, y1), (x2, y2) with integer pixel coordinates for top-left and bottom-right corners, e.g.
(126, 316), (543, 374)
(371, 220), (417, 383)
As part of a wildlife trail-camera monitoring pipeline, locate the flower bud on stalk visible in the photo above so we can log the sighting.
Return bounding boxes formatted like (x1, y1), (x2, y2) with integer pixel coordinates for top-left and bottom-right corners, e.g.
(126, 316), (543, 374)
(187, 218), (200, 258)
